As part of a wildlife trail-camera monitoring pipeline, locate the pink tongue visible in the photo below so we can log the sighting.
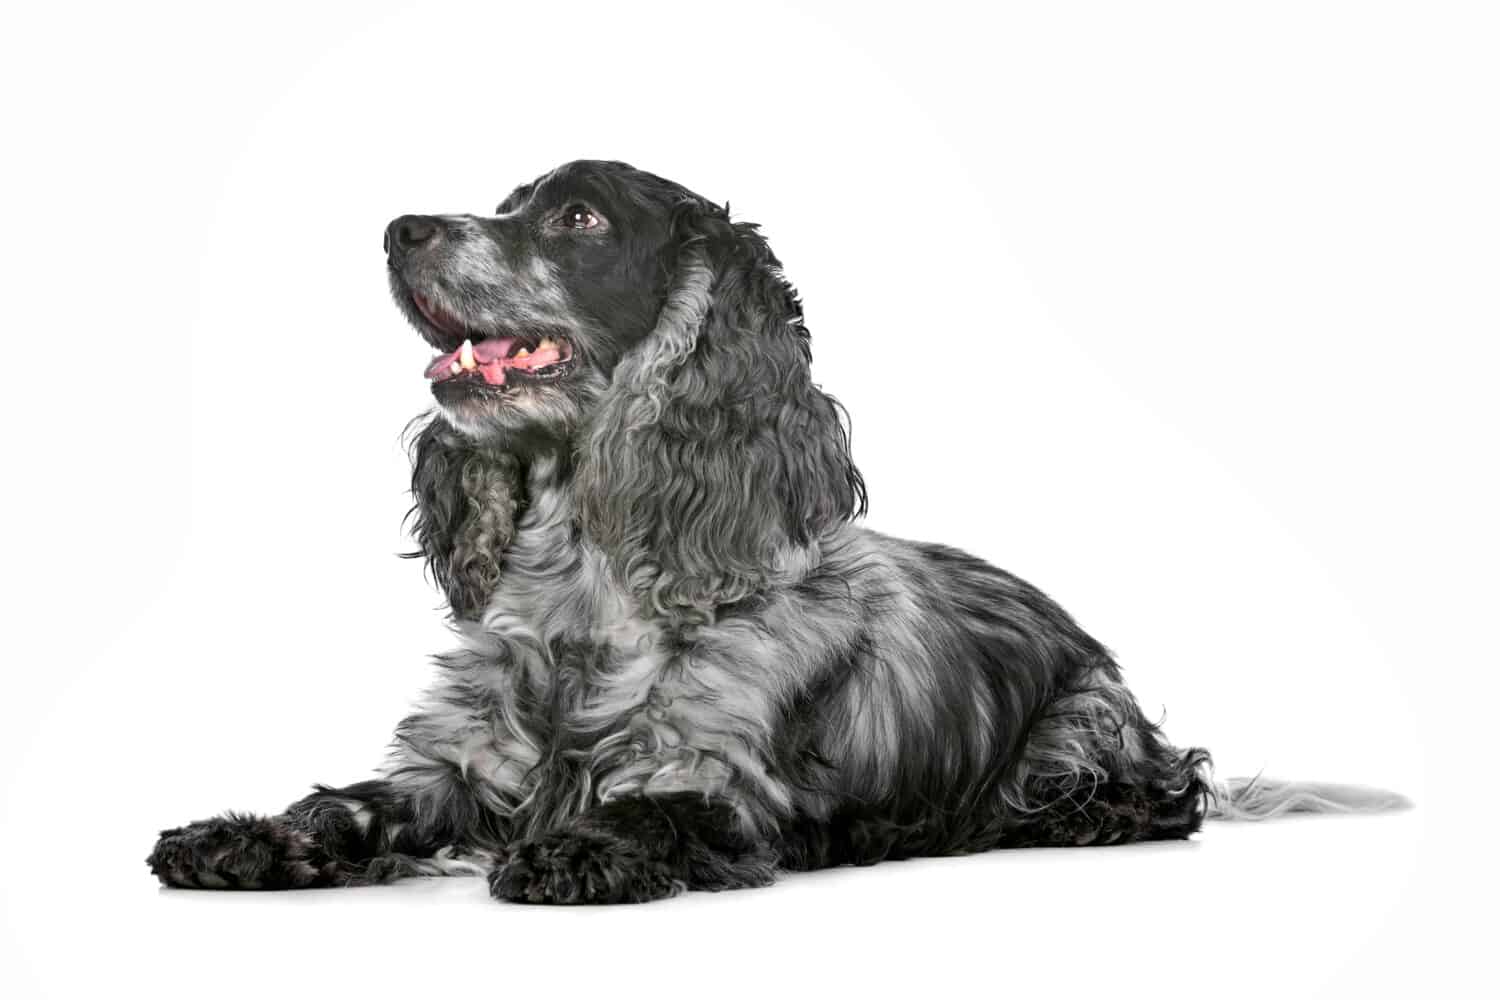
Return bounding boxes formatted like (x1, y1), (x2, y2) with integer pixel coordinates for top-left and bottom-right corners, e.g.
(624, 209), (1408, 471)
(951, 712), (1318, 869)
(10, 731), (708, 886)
(425, 338), (567, 385)
(423, 353), (458, 379)
(425, 338), (517, 383)
(474, 338), (516, 364)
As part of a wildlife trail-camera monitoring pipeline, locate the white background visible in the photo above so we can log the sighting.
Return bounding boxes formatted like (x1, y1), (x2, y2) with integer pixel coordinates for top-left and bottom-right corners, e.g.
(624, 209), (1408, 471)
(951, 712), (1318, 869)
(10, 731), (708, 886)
(2, 1), (1495, 996)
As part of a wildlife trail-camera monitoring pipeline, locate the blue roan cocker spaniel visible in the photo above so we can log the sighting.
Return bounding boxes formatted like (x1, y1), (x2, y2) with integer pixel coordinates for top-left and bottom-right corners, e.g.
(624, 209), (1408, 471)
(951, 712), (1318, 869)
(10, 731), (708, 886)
(148, 160), (1406, 903)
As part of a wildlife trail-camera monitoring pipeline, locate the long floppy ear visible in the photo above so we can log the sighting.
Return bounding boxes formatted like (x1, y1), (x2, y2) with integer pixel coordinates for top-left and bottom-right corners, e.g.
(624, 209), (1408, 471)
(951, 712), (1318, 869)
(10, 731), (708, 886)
(576, 199), (866, 618)
(403, 415), (524, 620)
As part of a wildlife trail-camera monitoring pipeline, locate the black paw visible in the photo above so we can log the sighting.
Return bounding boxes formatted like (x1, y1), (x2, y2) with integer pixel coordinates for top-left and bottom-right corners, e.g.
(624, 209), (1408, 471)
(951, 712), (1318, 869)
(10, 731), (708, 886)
(146, 813), (330, 889)
(488, 829), (682, 905)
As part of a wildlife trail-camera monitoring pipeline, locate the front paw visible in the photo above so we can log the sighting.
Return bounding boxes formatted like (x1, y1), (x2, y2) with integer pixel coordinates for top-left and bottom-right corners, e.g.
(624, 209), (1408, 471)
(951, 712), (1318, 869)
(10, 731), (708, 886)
(489, 829), (682, 905)
(147, 813), (329, 889)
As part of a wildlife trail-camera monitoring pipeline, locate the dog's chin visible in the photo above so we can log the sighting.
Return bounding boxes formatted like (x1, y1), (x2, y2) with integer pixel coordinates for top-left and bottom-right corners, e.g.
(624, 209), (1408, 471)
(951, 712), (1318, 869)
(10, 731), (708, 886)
(430, 371), (568, 411)
(433, 379), (583, 450)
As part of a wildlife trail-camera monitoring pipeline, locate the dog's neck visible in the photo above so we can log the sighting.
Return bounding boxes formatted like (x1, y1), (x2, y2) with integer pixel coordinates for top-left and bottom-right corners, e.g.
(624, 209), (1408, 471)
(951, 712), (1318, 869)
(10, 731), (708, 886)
(517, 444), (574, 499)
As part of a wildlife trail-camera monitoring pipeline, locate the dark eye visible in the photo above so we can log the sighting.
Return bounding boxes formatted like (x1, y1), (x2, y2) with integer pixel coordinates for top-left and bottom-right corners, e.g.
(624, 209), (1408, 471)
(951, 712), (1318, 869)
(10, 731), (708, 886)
(559, 204), (601, 230)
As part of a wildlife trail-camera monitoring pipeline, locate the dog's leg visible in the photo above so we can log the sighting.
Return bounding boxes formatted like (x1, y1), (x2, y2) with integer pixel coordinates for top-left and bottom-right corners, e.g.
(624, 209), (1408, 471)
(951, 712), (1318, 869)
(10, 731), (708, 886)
(147, 772), (494, 890)
(996, 664), (1212, 848)
(771, 664), (1214, 867)
(148, 644), (544, 890)
(488, 793), (777, 904)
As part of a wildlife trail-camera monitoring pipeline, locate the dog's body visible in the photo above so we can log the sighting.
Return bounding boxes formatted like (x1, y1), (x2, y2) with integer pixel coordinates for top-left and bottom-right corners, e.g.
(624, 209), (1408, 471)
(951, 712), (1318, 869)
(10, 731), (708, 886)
(148, 161), (1405, 902)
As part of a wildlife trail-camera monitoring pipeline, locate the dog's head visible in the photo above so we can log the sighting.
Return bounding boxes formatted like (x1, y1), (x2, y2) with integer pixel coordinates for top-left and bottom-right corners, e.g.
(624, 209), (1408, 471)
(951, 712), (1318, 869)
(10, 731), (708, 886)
(387, 160), (683, 441)
(392, 160), (866, 615)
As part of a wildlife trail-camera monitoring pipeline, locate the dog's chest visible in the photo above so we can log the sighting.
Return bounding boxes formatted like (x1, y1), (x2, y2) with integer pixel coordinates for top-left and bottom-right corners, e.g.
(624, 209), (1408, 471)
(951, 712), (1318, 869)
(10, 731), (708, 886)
(448, 489), (694, 829)
(475, 478), (672, 736)
(437, 476), (824, 831)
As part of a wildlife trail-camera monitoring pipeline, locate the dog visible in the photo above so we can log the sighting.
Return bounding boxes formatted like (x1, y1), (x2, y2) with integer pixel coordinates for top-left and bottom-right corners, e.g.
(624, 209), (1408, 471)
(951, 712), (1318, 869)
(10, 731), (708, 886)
(147, 160), (1408, 902)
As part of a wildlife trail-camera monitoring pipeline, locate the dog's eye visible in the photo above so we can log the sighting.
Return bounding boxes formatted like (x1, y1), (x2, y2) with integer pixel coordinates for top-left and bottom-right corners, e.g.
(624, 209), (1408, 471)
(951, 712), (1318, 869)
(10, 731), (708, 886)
(559, 204), (601, 230)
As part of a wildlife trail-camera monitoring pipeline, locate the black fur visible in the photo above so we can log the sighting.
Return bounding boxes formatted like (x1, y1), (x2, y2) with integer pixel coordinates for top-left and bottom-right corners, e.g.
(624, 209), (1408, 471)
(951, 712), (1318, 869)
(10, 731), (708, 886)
(575, 197), (867, 615)
(404, 420), (524, 620)
(491, 795), (776, 904)
(146, 781), (454, 889)
(148, 160), (1242, 904)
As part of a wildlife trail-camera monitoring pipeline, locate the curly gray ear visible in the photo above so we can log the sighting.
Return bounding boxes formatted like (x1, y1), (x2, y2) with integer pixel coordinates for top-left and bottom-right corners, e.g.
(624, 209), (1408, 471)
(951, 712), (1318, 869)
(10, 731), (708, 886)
(576, 200), (866, 618)
(404, 416), (524, 620)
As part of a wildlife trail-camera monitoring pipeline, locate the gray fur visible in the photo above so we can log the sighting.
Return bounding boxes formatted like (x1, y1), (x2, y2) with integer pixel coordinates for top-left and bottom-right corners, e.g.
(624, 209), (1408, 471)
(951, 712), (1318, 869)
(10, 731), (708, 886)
(1207, 777), (1413, 820)
(148, 161), (1407, 903)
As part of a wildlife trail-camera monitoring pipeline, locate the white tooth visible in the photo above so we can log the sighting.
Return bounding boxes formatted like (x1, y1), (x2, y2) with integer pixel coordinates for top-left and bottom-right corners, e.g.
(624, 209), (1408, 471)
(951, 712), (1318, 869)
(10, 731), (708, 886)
(538, 337), (556, 351)
(459, 339), (476, 370)
(515, 347), (530, 359)
(450, 360), (462, 375)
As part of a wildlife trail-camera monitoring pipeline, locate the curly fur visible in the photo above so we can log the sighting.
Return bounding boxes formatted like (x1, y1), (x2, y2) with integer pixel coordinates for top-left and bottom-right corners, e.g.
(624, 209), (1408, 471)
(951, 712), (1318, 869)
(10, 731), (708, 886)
(575, 205), (866, 618)
(405, 419), (525, 620)
(148, 160), (1408, 903)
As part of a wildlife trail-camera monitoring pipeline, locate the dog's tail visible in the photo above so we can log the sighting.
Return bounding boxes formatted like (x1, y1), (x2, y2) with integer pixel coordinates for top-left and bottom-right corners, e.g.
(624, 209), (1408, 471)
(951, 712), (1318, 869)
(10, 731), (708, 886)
(1204, 775), (1412, 821)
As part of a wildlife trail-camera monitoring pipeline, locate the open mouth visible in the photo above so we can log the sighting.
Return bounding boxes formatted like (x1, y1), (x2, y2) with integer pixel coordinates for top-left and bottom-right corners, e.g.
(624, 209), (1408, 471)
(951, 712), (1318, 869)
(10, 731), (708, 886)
(424, 333), (575, 388)
(412, 291), (575, 390)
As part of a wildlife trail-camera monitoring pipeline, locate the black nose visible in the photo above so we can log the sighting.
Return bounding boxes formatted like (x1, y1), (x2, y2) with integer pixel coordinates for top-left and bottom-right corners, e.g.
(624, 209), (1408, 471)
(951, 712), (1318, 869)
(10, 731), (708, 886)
(384, 215), (441, 261)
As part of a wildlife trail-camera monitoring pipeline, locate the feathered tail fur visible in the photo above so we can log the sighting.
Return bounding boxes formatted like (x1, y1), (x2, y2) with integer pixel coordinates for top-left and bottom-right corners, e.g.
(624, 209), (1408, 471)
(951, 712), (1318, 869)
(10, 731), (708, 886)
(1206, 775), (1411, 821)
